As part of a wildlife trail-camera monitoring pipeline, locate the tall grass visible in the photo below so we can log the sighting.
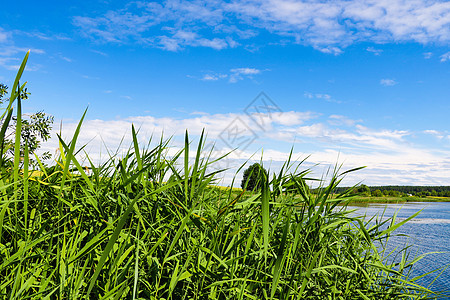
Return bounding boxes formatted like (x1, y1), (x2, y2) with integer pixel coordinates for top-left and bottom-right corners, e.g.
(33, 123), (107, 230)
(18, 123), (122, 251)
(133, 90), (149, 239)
(0, 52), (447, 299)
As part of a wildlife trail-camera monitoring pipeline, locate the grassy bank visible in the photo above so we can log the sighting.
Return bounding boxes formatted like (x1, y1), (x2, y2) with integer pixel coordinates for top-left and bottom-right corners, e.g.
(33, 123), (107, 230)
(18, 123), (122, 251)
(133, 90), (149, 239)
(0, 53), (448, 299)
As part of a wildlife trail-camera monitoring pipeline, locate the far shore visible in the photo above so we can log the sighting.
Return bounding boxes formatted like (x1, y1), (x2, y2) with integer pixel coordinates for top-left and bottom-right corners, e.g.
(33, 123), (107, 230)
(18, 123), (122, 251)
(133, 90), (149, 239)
(213, 186), (450, 204)
(346, 196), (450, 204)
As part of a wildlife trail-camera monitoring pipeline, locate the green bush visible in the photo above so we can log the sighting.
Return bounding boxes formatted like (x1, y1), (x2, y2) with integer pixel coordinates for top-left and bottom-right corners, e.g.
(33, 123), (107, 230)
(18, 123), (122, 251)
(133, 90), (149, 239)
(372, 189), (383, 197)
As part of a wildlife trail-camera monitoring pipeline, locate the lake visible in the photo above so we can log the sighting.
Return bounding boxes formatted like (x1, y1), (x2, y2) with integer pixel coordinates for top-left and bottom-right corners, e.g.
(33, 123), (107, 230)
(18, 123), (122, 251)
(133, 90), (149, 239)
(348, 202), (450, 296)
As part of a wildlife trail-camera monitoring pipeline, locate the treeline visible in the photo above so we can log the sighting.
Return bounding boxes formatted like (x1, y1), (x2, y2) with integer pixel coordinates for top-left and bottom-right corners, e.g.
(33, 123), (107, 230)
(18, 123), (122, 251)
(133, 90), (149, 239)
(333, 185), (450, 197)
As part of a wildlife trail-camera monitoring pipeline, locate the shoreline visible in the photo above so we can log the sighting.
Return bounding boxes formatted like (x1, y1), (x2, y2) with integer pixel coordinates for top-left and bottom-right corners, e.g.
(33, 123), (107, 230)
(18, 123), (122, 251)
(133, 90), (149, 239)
(346, 196), (450, 204)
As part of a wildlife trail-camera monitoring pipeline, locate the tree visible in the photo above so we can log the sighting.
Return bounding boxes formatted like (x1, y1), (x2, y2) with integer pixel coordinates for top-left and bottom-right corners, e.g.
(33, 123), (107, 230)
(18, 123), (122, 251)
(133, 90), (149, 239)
(0, 79), (53, 165)
(241, 163), (266, 191)
(372, 189), (383, 197)
(352, 184), (370, 196)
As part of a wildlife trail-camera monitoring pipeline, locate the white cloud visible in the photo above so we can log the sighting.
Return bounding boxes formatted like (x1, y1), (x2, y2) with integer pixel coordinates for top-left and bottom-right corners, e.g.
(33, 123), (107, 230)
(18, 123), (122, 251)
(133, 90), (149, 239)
(0, 46), (44, 57)
(424, 129), (445, 139)
(315, 93), (331, 100)
(0, 28), (9, 43)
(0, 57), (20, 70)
(328, 115), (360, 126)
(201, 74), (221, 81)
(16, 30), (72, 41)
(43, 111), (318, 160)
(151, 30), (231, 51)
(40, 110), (450, 186)
(315, 46), (343, 55)
(423, 52), (433, 59)
(0, 55), (42, 71)
(231, 67), (261, 75)
(366, 46), (383, 55)
(270, 111), (316, 126)
(295, 123), (327, 137)
(304, 92), (341, 103)
(82, 75), (100, 80)
(72, 0), (450, 53)
(304, 92), (314, 99)
(0, 28), (45, 71)
(190, 111), (210, 116)
(91, 49), (108, 56)
(424, 129), (440, 135)
(380, 78), (397, 86)
(54, 52), (72, 62)
(355, 125), (410, 140)
(440, 51), (450, 62)
(194, 67), (265, 83)
(229, 67), (262, 82)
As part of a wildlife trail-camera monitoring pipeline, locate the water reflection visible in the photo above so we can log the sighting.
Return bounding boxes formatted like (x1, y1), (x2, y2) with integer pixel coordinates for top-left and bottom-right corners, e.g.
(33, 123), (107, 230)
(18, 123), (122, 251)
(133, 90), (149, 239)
(347, 202), (450, 295)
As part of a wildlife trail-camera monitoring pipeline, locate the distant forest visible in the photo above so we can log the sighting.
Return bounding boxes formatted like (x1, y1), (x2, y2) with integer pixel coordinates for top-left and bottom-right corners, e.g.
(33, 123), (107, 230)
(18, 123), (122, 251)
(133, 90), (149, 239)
(332, 185), (450, 197)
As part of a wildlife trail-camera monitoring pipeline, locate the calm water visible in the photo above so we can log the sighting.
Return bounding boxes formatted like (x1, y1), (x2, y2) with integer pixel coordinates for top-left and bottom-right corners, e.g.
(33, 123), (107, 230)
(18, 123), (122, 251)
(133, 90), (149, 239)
(347, 202), (450, 296)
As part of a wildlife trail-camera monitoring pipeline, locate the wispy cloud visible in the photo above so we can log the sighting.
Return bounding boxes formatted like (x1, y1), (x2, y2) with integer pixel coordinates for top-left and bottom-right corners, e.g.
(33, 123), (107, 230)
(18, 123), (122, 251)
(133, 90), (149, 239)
(380, 78), (397, 86)
(304, 92), (331, 100)
(91, 49), (108, 56)
(193, 67), (266, 83)
(229, 67), (262, 82)
(0, 27), (45, 71)
(304, 92), (341, 103)
(61, 56), (72, 62)
(328, 115), (361, 127)
(18, 31), (72, 41)
(316, 47), (343, 56)
(54, 52), (72, 62)
(0, 45), (45, 57)
(423, 52), (433, 59)
(440, 51), (450, 62)
(0, 50), (44, 71)
(0, 57), (20, 71)
(72, 0), (450, 53)
(82, 74), (100, 80)
(366, 47), (383, 56)
(151, 31), (234, 51)
(0, 28), (9, 43)
(315, 94), (332, 100)
(201, 74), (221, 81)
(199, 73), (228, 81)
(424, 129), (445, 139)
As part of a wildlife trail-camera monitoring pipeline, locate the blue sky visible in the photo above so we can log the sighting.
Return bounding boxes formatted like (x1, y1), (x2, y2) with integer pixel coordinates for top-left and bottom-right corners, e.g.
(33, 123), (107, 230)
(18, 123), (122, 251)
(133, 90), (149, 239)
(1, 0), (449, 186)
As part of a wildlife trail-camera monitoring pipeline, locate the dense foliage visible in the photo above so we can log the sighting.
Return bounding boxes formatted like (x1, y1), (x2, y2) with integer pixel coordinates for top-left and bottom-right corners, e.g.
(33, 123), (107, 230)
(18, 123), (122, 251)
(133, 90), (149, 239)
(0, 81), (53, 164)
(335, 185), (450, 198)
(0, 52), (446, 299)
(241, 162), (267, 191)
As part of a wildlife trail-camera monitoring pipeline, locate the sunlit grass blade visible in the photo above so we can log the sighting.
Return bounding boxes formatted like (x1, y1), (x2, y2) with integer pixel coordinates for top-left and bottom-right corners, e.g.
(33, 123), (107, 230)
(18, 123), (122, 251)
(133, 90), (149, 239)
(58, 107), (88, 191)
(57, 136), (94, 191)
(0, 108), (13, 163)
(23, 142), (29, 235)
(87, 193), (142, 295)
(3, 51), (29, 118)
(270, 209), (290, 299)
(261, 168), (270, 266)
(13, 83), (22, 201)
